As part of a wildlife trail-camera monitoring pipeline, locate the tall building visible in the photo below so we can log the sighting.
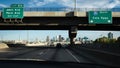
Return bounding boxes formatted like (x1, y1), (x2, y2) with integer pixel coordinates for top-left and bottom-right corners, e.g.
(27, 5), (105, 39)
(35, 38), (39, 43)
(50, 37), (56, 42)
(56, 36), (59, 42)
(52, 37), (56, 42)
(108, 32), (113, 39)
(78, 37), (83, 43)
(66, 38), (70, 42)
(59, 35), (62, 42)
(46, 36), (50, 42)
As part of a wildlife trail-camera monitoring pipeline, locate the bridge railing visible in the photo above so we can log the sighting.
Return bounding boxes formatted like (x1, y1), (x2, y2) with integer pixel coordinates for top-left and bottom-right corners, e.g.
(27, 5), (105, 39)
(0, 8), (120, 12)
(23, 8), (111, 11)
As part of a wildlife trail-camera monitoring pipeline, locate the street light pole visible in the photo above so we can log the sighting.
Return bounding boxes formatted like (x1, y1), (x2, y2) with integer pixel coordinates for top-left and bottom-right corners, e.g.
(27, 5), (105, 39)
(1, 35), (3, 42)
(27, 30), (29, 44)
(74, 0), (77, 11)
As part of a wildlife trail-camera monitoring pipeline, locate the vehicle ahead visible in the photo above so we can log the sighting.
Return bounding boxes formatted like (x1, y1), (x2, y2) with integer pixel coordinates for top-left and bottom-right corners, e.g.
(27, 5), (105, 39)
(56, 43), (62, 48)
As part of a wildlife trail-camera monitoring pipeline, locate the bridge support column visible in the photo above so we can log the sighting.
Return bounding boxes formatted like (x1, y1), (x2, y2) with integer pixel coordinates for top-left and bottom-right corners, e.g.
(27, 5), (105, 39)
(70, 37), (75, 45)
(69, 26), (78, 46)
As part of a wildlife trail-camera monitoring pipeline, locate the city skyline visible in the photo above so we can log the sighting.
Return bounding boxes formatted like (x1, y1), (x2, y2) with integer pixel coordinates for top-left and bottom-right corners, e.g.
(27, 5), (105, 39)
(0, 30), (120, 42)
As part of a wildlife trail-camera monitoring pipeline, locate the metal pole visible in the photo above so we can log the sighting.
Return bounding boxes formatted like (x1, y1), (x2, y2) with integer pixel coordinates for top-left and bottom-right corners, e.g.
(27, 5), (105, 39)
(27, 30), (29, 44)
(74, 0), (76, 11)
(1, 35), (3, 42)
(19, 34), (20, 42)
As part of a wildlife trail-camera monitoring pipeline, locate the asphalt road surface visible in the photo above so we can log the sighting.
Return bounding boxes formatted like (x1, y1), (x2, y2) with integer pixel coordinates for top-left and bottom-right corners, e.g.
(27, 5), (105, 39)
(0, 47), (120, 67)
(0, 47), (92, 63)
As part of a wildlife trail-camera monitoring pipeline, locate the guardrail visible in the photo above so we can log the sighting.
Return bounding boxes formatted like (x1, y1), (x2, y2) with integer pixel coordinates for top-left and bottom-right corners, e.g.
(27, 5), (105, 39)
(0, 8), (120, 12)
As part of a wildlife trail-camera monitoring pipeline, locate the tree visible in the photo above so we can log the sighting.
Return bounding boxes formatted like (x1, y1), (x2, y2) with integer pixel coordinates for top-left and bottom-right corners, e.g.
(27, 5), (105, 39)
(94, 36), (116, 44)
(117, 37), (120, 43)
(99, 36), (109, 43)
(109, 39), (117, 43)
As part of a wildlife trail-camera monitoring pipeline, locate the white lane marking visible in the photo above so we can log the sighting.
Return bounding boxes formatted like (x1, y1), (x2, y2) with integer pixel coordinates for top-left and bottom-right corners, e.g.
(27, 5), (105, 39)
(44, 49), (49, 55)
(39, 52), (44, 55)
(65, 49), (80, 63)
(38, 49), (49, 56)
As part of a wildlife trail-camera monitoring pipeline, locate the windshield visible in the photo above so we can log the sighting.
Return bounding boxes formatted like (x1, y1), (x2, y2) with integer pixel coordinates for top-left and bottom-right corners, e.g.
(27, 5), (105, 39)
(0, 0), (120, 67)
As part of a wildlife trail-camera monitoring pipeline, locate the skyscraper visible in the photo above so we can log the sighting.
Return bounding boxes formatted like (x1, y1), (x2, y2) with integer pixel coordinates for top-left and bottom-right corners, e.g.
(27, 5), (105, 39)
(108, 32), (113, 39)
(46, 36), (50, 42)
(56, 36), (59, 42)
(52, 37), (56, 42)
(66, 38), (70, 42)
(59, 35), (62, 42)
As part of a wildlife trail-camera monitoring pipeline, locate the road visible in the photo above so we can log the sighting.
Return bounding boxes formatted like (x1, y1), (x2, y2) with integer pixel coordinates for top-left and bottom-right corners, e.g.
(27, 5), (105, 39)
(0, 47), (92, 63)
(0, 47), (120, 67)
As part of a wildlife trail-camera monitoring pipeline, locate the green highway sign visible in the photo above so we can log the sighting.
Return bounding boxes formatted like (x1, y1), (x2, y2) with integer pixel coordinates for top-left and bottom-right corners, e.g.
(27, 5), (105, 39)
(2, 8), (23, 19)
(11, 4), (24, 8)
(88, 11), (112, 24)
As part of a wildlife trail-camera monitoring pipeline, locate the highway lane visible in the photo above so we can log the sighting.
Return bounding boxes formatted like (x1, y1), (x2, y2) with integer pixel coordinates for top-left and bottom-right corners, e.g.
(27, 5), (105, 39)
(0, 48), (27, 58)
(0, 48), (47, 59)
(69, 46), (120, 67)
(0, 47), (92, 63)
(1, 47), (120, 67)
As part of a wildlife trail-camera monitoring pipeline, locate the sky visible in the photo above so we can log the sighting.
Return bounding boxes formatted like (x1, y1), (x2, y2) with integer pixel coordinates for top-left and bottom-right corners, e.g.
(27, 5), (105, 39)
(0, 30), (120, 41)
(0, 0), (120, 11)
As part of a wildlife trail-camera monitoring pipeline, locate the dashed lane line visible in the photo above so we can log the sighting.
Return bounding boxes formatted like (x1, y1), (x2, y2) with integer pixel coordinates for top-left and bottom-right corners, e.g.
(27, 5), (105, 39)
(65, 49), (80, 63)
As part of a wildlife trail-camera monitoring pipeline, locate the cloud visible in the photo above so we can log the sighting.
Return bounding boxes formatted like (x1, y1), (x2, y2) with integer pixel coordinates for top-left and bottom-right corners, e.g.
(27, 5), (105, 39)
(28, 0), (57, 7)
(0, 4), (8, 8)
(28, 0), (45, 7)
(28, 0), (120, 9)
(60, 0), (120, 8)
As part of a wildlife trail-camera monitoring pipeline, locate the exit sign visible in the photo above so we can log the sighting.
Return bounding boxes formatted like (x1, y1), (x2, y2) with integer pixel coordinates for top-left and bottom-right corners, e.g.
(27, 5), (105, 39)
(2, 8), (23, 19)
(88, 11), (112, 24)
(2, 4), (24, 19)
(11, 4), (24, 8)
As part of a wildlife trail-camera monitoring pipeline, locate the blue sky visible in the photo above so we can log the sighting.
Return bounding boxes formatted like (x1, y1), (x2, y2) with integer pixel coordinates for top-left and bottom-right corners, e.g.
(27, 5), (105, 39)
(0, 0), (120, 9)
(0, 30), (68, 41)
(0, 30), (120, 41)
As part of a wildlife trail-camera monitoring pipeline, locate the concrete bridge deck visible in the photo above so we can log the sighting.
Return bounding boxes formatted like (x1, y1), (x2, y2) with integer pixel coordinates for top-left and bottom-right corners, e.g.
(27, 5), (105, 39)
(0, 12), (120, 17)
(0, 11), (120, 30)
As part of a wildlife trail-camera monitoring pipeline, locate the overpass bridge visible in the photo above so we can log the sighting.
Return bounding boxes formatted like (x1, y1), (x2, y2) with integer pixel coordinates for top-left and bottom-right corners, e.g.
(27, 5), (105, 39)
(0, 11), (120, 30)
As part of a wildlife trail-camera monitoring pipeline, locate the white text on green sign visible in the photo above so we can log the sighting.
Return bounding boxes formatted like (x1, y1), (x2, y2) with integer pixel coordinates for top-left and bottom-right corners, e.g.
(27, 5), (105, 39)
(88, 11), (112, 24)
(11, 4), (24, 8)
(2, 8), (23, 19)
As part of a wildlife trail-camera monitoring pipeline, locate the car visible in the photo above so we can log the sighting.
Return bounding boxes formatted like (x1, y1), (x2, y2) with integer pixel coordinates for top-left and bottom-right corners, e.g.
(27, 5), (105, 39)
(56, 43), (62, 48)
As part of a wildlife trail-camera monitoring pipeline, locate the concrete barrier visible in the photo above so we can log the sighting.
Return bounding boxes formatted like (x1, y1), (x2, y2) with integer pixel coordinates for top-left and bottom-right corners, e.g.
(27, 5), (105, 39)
(0, 43), (9, 49)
